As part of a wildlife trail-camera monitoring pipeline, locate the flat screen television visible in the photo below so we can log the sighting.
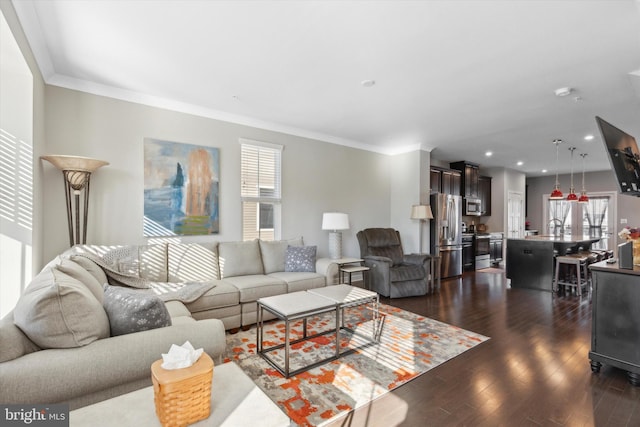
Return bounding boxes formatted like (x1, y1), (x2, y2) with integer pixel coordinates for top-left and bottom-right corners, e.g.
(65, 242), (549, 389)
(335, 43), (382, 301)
(595, 116), (640, 197)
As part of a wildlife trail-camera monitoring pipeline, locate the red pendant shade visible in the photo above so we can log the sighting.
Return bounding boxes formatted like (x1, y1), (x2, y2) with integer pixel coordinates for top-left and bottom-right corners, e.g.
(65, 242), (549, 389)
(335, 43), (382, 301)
(578, 192), (589, 203)
(550, 186), (564, 199)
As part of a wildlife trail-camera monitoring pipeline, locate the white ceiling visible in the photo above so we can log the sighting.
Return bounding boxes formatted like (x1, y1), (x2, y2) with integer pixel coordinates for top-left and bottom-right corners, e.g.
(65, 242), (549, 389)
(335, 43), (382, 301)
(11, 0), (640, 176)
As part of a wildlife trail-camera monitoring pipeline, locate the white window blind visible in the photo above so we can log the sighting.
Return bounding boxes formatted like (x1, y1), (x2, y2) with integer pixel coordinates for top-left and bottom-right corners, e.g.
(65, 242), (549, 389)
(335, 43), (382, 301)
(240, 140), (282, 241)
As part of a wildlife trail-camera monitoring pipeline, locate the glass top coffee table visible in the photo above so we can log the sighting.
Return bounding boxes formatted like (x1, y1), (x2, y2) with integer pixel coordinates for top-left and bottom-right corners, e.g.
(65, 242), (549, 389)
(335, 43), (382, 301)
(257, 285), (383, 378)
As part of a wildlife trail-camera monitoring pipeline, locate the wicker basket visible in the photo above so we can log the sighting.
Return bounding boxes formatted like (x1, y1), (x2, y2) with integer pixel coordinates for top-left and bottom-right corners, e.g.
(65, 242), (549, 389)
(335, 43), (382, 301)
(151, 353), (214, 427)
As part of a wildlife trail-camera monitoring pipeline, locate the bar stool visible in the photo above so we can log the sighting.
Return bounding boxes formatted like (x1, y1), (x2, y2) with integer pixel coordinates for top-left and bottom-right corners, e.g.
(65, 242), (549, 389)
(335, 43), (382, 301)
(554, 254), (590, 296)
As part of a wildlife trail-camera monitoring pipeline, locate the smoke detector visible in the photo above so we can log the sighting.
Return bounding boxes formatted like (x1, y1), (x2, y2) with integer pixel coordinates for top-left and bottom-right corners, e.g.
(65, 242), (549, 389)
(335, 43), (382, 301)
(554, 87), (573, 97)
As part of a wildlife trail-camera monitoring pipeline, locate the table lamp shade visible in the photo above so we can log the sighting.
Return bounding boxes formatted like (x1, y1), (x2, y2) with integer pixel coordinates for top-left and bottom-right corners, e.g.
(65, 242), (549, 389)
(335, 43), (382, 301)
(410, 205), (433, 220)
(322, 212), (349, 259)
(322, 213), (350, 231)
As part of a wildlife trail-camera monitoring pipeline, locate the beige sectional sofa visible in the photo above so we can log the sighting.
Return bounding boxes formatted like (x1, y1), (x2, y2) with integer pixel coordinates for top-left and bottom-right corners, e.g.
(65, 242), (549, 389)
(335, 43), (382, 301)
(0, 237), (332, 409)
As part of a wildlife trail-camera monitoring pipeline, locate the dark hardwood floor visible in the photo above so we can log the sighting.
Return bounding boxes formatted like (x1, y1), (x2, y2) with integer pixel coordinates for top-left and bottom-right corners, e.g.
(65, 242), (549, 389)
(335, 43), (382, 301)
(379, 269), (640, 427)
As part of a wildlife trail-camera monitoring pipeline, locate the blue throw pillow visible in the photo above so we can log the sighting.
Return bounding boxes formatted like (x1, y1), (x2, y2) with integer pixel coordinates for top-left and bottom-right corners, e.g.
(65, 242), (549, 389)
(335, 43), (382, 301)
(102, 284), (171, 336)
(285, 246), (317, 272)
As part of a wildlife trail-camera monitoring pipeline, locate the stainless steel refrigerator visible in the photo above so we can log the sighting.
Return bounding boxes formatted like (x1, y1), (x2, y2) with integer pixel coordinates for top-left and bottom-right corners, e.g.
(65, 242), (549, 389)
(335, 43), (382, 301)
(430, 193), (463, 279)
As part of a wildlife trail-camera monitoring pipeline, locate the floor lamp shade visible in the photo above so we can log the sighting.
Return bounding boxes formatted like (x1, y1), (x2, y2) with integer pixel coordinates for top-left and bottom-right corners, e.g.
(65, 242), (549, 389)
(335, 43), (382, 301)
(322, 212), (349, 259)
(410, 205), (433, 220)
(41, 155), (109, 246)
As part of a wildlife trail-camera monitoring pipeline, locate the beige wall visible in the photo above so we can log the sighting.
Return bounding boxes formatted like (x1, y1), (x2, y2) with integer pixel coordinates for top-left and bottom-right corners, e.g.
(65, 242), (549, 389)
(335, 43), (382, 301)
(41, 86), (391, 263)
(389, 151), (422, 253)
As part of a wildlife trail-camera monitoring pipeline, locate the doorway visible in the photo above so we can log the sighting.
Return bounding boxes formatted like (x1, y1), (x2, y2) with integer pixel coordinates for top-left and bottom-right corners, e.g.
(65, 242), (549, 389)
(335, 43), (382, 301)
(508, 191), (524, 239)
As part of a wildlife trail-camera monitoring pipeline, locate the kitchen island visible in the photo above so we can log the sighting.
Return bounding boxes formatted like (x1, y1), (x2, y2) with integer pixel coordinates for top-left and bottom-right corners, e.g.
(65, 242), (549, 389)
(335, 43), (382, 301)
(505, 235), (601, 291)
(588, 261), (640, 385)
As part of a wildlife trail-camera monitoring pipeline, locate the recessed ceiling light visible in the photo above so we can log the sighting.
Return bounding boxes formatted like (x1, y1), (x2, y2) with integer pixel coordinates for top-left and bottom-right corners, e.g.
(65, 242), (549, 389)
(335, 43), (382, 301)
(517, 161), (523, 166)
(584, 134), (594, 141)
(485, 151), (493, 157)
(361, 80), (376, 87)
(542, 169), (548, 173)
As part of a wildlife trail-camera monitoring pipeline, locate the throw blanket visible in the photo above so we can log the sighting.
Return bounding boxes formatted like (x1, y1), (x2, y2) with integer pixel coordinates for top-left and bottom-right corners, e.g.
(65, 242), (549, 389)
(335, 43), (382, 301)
(72, 253), (216, 303)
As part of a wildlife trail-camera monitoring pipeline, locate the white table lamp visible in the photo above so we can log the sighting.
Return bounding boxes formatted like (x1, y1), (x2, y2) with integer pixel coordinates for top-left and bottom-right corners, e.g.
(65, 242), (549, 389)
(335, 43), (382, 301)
(410, 205), (433, 254)
(322, 212), (350, 259)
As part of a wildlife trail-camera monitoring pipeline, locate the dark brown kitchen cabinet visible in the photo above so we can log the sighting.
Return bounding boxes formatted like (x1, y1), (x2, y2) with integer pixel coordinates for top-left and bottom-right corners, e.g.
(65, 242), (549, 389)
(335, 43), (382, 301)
(430, 167), (460, 195)
(442, 170), (461, 195)
(478, 175), (492, 216)
(430, 168), (442, 194)
(450, 161), (479, 198)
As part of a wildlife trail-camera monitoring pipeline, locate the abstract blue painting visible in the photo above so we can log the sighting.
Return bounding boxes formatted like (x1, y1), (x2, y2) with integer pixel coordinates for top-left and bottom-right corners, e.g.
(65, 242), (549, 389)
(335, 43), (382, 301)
(143, 138), (219, 236)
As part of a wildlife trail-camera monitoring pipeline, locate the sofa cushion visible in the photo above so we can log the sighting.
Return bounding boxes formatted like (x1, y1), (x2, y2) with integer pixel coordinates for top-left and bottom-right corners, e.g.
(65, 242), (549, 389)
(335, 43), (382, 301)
(218, 240), (263, 278)
(222, 275), (287, 303)
(57, 258), (104, 303)
(259, 237), (303, 274)
(168, 242), (220, 281)
(139, 244), (168, 281)
(70, 255), (109, 287)
(285, 245), (317, 272)
(268, 272), (326, 293)
(102, 284), (172, 336)
(101, 244), (168, 281)
(185, 280), (240, 313)
(0, 311), (40, 363)
(13, 267), (110, 348)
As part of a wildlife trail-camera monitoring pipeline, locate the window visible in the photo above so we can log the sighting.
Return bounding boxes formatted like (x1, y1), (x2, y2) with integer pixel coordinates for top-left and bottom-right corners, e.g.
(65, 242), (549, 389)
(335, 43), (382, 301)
(1, 11), (34, 317)
(544, 192), (617, 249)
(240, 139), (282, 241)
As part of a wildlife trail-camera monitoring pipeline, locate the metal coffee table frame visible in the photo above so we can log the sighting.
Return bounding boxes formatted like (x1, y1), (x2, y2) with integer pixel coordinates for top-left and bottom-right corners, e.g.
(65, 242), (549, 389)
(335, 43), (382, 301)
(257, 291), (340, 378)
(307, 284), (383, 351)
(257, 286), (383, 378)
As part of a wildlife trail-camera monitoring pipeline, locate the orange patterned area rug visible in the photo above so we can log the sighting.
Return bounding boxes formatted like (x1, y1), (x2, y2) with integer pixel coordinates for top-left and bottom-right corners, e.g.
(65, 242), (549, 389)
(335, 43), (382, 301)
(223, 304), (488, 427)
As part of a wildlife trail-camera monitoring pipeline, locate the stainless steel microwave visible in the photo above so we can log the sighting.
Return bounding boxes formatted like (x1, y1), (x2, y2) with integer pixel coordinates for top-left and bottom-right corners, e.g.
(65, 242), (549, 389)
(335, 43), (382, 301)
(464, 197), (482, 216)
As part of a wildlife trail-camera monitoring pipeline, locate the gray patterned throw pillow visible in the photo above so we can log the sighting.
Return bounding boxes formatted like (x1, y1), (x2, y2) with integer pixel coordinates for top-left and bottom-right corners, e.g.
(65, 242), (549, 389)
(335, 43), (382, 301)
(102, 284), (171, 336)
(284, 245), (317, 272)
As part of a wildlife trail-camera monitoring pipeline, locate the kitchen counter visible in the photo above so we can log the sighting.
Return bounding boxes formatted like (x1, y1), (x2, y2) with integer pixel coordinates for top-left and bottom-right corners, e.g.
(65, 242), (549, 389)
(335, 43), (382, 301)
(505, 235), (601, 291)
(517, 234), (601, 255)
(523, 234), (601, 244)
(589, 260), (640, 276)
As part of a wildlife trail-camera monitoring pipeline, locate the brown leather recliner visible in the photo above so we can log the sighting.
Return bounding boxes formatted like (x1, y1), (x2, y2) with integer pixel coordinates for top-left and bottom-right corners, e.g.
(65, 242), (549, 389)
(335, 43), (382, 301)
(356, 228), (429, 298)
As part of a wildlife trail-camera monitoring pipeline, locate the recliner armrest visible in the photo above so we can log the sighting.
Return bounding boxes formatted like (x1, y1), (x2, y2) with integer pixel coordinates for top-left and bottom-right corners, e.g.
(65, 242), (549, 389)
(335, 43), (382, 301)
(403, 253), (430, 266)
(362, 255), (392, 266)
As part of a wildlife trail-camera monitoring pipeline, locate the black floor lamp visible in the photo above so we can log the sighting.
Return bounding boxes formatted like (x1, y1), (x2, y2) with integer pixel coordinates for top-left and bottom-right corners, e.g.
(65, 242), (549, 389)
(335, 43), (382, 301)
(41, 155), (109, 246)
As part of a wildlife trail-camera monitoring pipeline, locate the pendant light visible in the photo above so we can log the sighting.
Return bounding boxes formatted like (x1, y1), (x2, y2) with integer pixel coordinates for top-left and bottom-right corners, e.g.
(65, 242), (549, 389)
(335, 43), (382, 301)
(578, 153), (589, 203)
(549, 139), (564, 199)
(566, 147), (578, 202)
